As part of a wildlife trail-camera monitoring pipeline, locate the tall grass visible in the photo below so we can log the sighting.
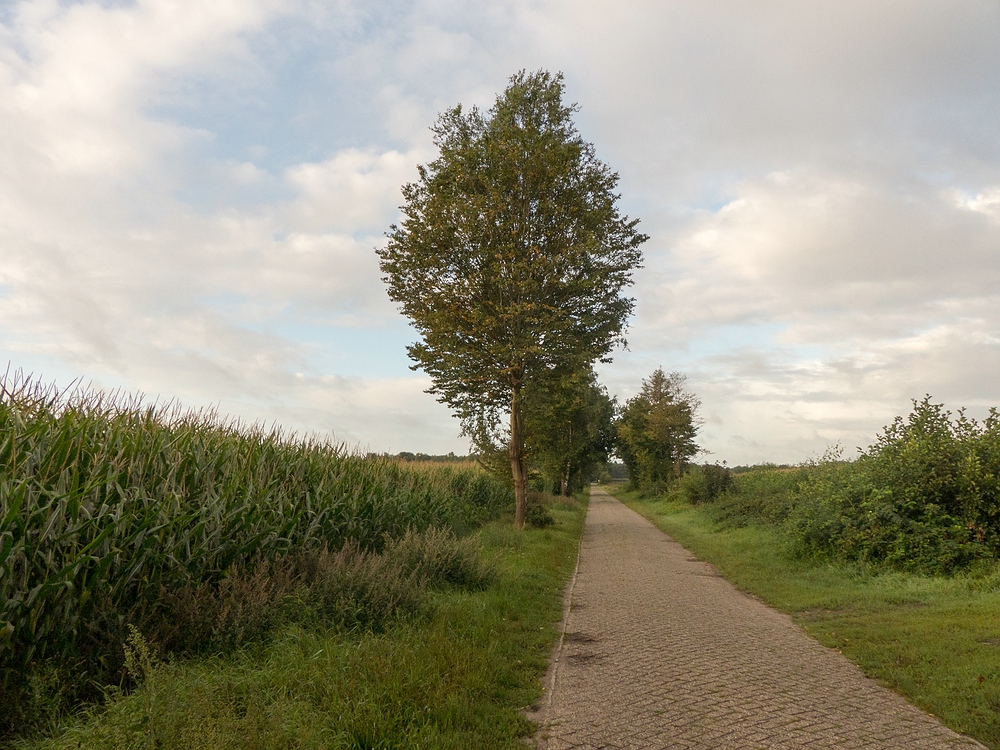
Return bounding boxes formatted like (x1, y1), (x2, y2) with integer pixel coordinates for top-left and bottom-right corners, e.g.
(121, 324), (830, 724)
(0, 372), (510, 735)
(18, 501), (588, 750)
(694, 464), (808, 529)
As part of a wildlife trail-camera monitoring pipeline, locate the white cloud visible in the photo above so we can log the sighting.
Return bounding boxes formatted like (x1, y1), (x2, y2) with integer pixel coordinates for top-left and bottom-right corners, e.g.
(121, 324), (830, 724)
(2, 0), (287, 177)
(645, 170), (1000, 328)
(285, 147), (426, 233)
(953, 187), (1000, 220)
(1, 0), (999, 462)
(271, 373), (463, 452)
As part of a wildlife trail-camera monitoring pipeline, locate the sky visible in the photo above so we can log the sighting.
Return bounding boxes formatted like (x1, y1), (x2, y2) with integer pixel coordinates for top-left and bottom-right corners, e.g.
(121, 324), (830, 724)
(1, 0), (998, 465)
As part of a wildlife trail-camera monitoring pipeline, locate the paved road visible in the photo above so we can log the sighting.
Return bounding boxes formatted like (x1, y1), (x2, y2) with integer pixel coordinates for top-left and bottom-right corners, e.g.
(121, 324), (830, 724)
(530, 487), (986, 749)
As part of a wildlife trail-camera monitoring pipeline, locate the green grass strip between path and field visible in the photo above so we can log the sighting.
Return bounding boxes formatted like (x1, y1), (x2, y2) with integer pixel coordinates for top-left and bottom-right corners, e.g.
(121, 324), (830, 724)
(609, 486), (1000, 750)
(18, 498), (586, 750)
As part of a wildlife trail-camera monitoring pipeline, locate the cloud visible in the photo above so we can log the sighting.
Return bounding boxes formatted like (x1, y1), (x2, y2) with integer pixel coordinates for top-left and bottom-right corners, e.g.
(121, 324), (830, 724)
(954, 187), (1000, 221)
(0, 3), (412, 421)
(642, 169), (1000, 329)
(1, 0), (998, 462)
(2, 0), (287, 177)
(268, 372), (462, 452)
(284, 147), (425, 233)
(517, 0), (1000, 202)
(613, 165), (1000, 462)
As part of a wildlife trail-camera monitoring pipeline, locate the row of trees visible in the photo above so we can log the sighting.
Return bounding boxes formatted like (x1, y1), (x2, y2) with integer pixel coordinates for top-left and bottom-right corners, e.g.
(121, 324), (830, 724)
(378, 69), (698, 523)
(464, 364), (701, 499)
(530, 366), (702, 497)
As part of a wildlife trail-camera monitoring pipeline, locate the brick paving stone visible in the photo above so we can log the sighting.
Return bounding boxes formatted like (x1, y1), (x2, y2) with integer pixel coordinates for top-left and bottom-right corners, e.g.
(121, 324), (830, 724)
(529, 487), (987, 750)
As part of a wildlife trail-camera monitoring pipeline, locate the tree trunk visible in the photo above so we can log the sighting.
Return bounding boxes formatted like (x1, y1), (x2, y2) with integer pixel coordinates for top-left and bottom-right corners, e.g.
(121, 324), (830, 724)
(510, 386), (528, 529)
(561, 425), (573, 497)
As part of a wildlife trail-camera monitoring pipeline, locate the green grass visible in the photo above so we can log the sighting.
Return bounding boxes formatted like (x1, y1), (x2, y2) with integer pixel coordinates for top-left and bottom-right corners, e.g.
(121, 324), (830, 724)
(17, 497), (586, 750)
(610, 487), (1000, 749)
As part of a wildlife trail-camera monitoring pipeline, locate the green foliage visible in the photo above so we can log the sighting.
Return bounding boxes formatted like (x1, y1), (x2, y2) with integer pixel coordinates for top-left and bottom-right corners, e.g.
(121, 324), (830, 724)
(0, 373), (511, 738)
(524, 491), (557, 529)
(151, 555), (304, 656)
(679, 463), (734, 505)
(708, 465), (806, 529)
(378, 68), (646, 433)
(106, 529), (495, 663)
(616, 369), (701, 493)
(791, 398), (1000, 572)
(377, 69), (646, 525)
(19, 499), (588, 750)
(642, 396), (1000, 574)
(294, 541), (427, 632)
(382, 526), (496, 591)
(524, 367), (615, 496)
(603, 461), (629, 481)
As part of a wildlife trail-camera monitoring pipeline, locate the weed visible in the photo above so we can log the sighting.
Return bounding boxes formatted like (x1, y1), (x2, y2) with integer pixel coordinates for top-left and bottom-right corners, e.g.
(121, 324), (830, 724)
(298, 541), (425, 632)
(710, 465), (805, 528)
(385, 527), (496, 590)
(679, 463), (733, 505)
(150, 556), (302, 655)
(524, 491), (556, 528)
(17, 501), (588, 750)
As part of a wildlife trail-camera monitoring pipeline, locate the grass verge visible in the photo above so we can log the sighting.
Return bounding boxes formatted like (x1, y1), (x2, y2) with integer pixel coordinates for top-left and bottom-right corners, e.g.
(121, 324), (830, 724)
(17, 497), (586, 750)
(609, 487), (1000, 750)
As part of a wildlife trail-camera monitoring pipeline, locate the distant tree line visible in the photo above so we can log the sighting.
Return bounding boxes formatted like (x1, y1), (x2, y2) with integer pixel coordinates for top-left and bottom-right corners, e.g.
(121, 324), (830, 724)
(382, 452), (476, 463)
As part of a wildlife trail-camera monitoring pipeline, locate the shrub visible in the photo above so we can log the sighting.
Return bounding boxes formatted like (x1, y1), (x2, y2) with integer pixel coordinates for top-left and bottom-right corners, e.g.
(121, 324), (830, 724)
(298, 542), (426, 632)
(680, 463), (733, 504)
(137, 527), (496, 659)
(150, 556), (303, 656)
(525, 491), (556, 528)
(706, 465), (805, 529)
(789, 398), (1000, 573)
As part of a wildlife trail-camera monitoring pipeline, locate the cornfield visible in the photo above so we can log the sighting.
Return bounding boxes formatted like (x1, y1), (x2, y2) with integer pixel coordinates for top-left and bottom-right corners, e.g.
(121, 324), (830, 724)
(0, 372), (510, 724)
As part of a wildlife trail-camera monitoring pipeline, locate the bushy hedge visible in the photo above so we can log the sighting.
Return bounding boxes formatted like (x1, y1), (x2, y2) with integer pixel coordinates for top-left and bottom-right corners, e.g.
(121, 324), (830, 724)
(679, 463), (734, 505)
(698, 464), (805, 529)
(677, 398), (1000, 574)
(791, 398), (1000, 572)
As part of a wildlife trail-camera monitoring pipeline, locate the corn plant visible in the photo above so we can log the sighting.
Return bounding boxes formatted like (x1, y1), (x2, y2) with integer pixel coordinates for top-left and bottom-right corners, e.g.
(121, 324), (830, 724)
(0, 372), (511, 732)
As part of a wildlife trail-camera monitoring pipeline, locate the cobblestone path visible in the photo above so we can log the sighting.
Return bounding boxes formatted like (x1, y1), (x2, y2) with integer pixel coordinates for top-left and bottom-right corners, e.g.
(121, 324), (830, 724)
(530, 487), (985, 749)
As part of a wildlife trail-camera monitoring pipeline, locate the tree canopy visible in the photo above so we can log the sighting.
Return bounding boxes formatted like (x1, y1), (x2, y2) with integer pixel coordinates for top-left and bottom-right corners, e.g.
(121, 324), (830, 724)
(525, 366), (616, 496)
(616, 369), (701, 493)
(378, 70), (646, 526)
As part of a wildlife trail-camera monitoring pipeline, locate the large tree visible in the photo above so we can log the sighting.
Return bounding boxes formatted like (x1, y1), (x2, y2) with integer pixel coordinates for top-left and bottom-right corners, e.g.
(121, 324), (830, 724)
(617, 369), (701, 492)
(378, 70), (646, 527)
